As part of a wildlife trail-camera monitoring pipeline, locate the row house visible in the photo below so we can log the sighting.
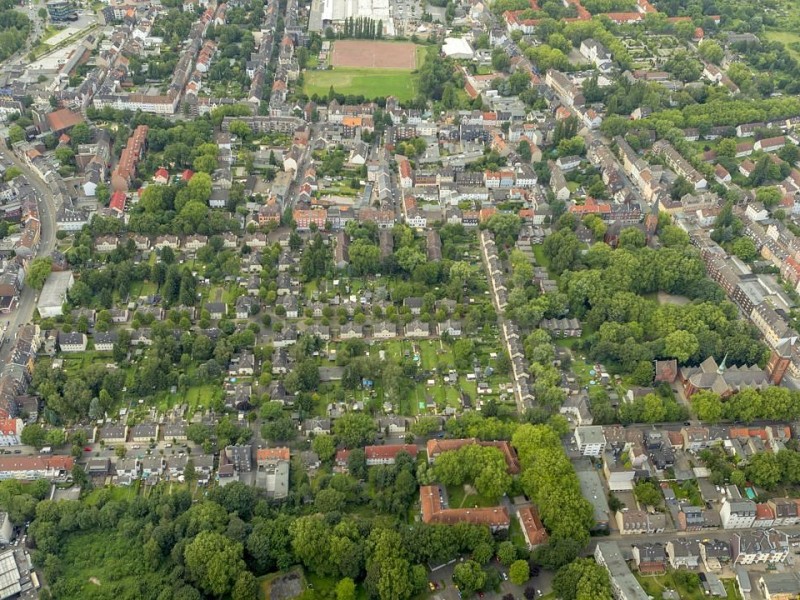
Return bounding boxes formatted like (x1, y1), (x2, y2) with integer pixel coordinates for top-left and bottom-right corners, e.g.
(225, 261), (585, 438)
(293, 208), (327, 231)
(651, 140), (707, 189)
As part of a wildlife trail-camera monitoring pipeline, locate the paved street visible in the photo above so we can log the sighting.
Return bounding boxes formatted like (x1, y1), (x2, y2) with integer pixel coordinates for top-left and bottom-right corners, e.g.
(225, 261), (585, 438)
(0, 146), (58, 366)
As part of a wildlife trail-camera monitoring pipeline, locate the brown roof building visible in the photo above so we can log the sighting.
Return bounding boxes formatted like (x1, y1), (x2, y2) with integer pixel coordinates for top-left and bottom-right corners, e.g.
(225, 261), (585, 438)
(365, 444), (418, 465)
(256, 447), (290, 462)
(420, 485), (510, 531)
(46, 108), (84, 134)
(517, 506), (549, 549)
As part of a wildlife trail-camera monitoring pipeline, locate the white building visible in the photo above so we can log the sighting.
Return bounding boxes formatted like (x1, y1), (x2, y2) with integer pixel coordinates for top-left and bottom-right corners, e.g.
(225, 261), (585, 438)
(442, 37), (474, 60)
(37, 271), (74, 318)
(720, 498), (757, 529)
(574, 425), (607, 457)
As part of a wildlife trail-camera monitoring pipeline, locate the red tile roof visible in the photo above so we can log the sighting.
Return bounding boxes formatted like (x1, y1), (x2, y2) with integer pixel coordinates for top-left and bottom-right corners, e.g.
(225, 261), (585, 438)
(257, 447), (290, 461)
(0, 455), (73, 472)
(109, 191), (126, 213)
(420, 485), (510, 527)
(365, 444), (418, 460)
(46, 108), (84, 133)
(517, 506), (549, 547)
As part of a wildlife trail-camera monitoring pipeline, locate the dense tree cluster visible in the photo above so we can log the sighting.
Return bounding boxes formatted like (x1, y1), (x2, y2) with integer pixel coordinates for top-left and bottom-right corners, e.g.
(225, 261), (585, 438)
(691, 387), (800, 424)
(552, 559), (612, 600)
(431, 445), (512, 499)
(26, 474), (510, 600)
(551, 241), (767, 373)
(513, 425), (594, 546)
(700, 445), (800, 491)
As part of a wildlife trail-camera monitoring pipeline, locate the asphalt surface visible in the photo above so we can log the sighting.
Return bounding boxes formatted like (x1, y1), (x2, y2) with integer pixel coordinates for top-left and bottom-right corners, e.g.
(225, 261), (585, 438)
(0, 146), (58, 366)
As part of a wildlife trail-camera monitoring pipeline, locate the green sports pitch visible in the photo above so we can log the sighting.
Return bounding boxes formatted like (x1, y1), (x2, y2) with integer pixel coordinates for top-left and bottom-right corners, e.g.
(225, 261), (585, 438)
(304, 67), (418, 101)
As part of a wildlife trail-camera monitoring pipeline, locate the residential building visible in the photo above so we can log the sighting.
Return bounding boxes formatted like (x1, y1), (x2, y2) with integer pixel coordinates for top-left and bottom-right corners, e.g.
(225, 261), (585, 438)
(517, 506), (549, 549)
(720, 496), (757, 529)
(0, 455), (73, 480)
(631, 543), (667, 575)
(574, 425), (606, 456)
(732, 529), (789, 564)
(364, 444), (418, 465)
(256, 447), (290, 499)
(420, 485), (510, 531)
(666, 539), (701, 569)
(594, 542), (650, 600)
(616, 510), (667, 535)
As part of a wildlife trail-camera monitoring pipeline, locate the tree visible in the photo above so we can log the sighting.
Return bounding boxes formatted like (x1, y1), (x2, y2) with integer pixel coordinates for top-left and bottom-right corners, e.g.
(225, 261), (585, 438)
(336, 578), (356, 600)
(618, 227), (645, 249)
(730, 237), (756, 261)
(517, 140), (532, 162)
(20, 424), (47, 448)
(232, 572), (259, 600)
(26, 257), (52, 290)
(334, 413), (376, 448)
(453, 560), (486, 595)
(691, 391), (723, 423)
(746, 452), (782, 489)
(509, 560), (530, 586)
(664, 330), (699, 363)
(553, 559), (612, 600)
(184, 531), (246, 597)
(698, 40), (723, 65)
(311, 434), (336, 462)
(491, 48), (510, 72)
(184, 459), (198, 484)
(8, 124), (24, 144)
(497, 541), (516, 566)
(633, 481), (662, 507)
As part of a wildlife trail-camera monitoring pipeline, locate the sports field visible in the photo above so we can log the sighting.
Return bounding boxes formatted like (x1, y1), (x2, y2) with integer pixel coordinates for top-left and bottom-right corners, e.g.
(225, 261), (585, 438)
(332, 40), (419, 68)
(304, 41), (425, 101)
(304, 68), (418, 101)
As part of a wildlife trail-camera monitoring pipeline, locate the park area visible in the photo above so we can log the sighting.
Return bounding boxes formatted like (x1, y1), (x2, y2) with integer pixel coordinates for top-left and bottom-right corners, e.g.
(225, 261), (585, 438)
(304, 41), (425, 101)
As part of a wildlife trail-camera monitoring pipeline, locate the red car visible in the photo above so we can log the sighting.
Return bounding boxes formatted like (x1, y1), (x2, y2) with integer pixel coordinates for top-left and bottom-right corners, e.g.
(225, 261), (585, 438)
(84, 447), (92, 452)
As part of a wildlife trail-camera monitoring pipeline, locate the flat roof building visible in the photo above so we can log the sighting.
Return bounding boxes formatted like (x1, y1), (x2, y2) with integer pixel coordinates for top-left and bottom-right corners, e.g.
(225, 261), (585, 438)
(38, 271), (74, 318)
(595, 542), (649, 600)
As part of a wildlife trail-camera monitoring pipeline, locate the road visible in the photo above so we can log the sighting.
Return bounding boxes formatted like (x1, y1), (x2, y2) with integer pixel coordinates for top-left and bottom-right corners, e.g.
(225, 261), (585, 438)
(0, 146), (58, 366)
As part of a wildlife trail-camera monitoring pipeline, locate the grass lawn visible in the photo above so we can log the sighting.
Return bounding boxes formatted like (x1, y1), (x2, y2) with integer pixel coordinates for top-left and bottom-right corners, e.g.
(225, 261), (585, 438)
(304, 68), (419, 101)
(670, 480), (704, 507)
(84, 483), (140, 506)
(183, 385), (218, 413)
(633, 571), (730, 600)
(446, 484), (499, 508)
(532, 244), (549, 270)
(764, 29), (800, 58)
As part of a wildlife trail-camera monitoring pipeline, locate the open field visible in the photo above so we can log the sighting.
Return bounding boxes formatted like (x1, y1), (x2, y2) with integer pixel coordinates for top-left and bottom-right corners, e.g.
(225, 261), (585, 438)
(304, 67), (419, 101)
(331, 40), (419, 68)
(306, 41), (425, 100)
(764, 29), (800, 58)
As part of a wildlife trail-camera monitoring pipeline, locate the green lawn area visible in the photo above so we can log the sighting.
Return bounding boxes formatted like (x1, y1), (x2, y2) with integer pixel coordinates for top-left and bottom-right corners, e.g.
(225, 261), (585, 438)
(259, 568), (369, 600)
(764, 29), (800, 58)
(84, 483), (140, 506)
(670, 480), (704, 507)
(183, 385), (218, 413)
(446, 484), (499, 509)
(634, 572), (741, 600)
(304, 68), (419, 101)
(154, 383), (219, 415)
(532, 244), (549, 270)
